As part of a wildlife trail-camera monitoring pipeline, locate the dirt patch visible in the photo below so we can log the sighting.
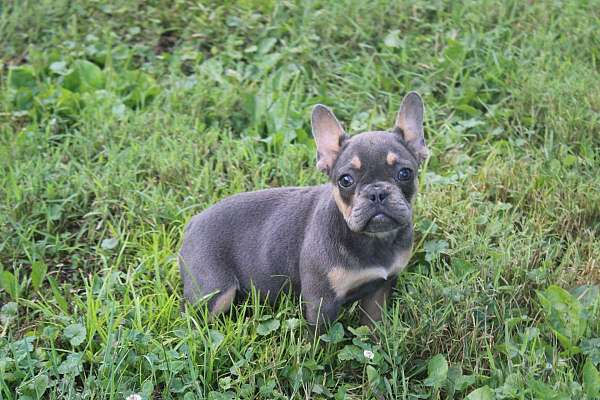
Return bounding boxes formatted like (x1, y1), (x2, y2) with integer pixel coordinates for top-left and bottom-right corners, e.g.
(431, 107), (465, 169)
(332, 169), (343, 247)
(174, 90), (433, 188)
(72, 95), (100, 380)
(154, 30), (178, 54)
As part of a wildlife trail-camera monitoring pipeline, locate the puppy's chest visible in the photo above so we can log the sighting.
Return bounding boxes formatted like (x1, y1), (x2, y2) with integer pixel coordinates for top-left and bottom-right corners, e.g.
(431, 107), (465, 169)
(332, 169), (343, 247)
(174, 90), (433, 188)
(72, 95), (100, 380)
(327, 249), (412, 299)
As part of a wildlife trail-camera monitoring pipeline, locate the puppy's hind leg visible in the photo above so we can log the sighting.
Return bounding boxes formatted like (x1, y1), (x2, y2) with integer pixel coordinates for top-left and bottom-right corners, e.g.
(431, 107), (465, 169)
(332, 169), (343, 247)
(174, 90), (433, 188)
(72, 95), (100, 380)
(186, 278), (239, 317)
(179, 256), (239, 316)
(209, 285), (238, 315)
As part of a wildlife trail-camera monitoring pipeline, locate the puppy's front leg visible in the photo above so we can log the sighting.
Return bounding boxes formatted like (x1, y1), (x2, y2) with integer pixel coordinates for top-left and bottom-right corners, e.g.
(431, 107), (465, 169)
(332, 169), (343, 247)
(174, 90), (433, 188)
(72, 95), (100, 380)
(303, 294), (340, 332)
(359, 276), (397, 327)
(300, 270), (340, 333)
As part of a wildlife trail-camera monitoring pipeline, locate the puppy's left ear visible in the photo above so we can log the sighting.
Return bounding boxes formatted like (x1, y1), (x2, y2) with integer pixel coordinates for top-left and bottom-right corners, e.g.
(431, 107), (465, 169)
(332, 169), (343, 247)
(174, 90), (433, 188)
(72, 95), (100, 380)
(311, 104), (345, 174)
(393, 92), (429, 163)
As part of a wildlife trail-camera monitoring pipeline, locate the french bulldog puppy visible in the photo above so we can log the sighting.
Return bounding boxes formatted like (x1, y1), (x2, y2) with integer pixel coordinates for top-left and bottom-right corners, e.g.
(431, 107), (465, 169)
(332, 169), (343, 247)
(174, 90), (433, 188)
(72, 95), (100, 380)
(179, 92), (428, 329)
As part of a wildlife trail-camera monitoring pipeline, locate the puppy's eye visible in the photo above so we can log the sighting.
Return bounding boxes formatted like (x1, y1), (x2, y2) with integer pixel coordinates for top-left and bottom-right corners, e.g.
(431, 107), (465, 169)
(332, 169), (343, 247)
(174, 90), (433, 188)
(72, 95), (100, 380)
(396, 167), (413, 181)
(338, 174), (355, 188)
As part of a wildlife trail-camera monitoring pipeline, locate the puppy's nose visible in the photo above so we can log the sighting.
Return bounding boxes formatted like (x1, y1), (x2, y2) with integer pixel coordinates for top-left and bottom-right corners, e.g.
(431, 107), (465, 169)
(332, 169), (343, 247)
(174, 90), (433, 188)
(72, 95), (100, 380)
(367, 188), (389, 203)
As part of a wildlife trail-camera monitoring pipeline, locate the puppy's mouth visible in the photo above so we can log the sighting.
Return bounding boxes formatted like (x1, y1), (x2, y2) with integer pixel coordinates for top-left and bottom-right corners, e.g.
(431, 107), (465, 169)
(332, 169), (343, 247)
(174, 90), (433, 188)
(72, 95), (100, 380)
(364, 212), (400, 233)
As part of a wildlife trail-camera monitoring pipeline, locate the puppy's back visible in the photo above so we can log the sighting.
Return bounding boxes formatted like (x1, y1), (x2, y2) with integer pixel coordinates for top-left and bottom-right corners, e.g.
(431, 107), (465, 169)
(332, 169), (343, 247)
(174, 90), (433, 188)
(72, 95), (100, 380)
(180, 185), (327, 299)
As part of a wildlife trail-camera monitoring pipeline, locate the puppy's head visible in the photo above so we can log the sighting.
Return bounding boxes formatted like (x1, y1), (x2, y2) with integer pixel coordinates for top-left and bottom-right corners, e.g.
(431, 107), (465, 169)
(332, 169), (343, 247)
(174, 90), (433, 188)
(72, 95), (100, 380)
(311, 92), (428, 235)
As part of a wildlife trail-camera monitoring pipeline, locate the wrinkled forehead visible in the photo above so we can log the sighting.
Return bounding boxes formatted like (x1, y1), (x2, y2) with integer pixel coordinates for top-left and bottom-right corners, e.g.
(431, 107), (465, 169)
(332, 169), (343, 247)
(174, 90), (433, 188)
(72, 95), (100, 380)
(336, 131), (418, 171)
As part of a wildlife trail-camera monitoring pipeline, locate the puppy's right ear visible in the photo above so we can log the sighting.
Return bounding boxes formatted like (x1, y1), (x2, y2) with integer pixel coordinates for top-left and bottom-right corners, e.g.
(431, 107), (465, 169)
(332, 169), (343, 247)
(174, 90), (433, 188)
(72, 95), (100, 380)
(311, 104), (345, 174)
(394, 92), (428, 163)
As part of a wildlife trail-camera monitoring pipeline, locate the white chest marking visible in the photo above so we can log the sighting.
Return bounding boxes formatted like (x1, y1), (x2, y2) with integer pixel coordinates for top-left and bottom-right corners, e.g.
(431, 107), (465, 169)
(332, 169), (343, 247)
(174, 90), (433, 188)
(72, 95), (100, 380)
(327, 249), (412, 298)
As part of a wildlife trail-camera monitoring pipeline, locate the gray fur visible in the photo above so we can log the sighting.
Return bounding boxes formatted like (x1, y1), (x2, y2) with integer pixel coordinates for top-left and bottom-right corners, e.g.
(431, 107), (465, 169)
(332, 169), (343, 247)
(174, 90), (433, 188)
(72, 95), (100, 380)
(179, 93), (428, 329)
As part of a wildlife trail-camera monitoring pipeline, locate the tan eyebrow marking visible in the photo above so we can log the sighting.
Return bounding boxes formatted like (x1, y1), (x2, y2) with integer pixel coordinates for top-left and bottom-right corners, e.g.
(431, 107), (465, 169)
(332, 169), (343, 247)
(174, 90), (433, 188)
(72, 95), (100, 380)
(350, 156), (362, 169)
(386, 152), (398, 165)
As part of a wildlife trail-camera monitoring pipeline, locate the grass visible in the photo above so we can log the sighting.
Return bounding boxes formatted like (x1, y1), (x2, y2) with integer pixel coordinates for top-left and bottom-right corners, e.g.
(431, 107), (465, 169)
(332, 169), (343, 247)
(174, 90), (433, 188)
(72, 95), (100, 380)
(0, 0), (599, 398)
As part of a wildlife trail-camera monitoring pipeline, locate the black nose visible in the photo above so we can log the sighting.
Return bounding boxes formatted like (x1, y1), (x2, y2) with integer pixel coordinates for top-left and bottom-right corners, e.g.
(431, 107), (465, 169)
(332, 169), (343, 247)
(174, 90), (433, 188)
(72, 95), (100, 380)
(367, 188), (389, 203)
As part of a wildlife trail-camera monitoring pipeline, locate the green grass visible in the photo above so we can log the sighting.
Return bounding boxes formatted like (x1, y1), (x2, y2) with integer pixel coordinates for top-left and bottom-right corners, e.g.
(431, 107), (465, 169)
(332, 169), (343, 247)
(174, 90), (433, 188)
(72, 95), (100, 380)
(1, 0), (599, 398)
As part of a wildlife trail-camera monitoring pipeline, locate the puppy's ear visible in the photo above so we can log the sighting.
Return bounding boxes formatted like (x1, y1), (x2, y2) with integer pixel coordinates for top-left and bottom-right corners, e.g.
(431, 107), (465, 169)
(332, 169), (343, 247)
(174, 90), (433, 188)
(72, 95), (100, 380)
(394, 92), (429, 163)
(311, 104), (345, 174)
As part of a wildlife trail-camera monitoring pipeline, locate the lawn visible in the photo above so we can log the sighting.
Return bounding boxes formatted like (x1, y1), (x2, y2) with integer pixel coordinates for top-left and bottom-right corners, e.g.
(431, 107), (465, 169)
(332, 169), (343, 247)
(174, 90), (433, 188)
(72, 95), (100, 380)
(0, 0), (599, 399)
